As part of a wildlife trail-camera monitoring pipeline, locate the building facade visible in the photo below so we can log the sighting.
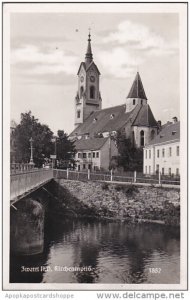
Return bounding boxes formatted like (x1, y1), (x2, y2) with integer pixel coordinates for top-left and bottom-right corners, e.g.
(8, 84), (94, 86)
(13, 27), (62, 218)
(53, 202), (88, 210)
(74, 137), (118, 171)
(143, 121), (180, 176)
(70, 33), (159, 171)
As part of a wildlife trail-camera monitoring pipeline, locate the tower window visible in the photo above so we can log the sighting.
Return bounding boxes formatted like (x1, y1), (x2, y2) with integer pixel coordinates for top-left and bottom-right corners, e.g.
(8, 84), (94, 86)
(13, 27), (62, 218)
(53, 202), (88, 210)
(80, 86), (84, 98)
(141, 100), (143, 105)
(140, 130), (144, 146)
(77, 110), (81, 118)
(133, 99), (136, 105)
(90, 86), (95, 99)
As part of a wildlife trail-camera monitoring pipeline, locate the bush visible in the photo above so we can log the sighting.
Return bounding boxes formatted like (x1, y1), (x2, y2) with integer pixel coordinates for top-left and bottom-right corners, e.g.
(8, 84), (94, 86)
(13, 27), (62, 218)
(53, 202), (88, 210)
(114, 184), (138, 195)
(102, 182), (109, 190)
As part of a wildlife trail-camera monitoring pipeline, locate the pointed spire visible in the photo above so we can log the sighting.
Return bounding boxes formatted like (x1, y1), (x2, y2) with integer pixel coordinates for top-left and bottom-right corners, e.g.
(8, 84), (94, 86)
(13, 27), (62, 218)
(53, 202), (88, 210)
(127, 72), (147, 100)
(85, 28), (93, 65)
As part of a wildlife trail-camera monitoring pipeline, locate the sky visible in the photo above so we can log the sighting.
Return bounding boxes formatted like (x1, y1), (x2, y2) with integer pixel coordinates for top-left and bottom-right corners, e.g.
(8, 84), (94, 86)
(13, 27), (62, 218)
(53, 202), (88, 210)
(10, 12), (179, 134)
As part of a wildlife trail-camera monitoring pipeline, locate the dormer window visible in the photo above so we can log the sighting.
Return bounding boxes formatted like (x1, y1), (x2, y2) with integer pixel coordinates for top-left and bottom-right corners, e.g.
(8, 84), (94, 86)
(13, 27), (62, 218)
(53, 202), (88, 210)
(133, 99), (136, 105)
(110, 114), (115, 119)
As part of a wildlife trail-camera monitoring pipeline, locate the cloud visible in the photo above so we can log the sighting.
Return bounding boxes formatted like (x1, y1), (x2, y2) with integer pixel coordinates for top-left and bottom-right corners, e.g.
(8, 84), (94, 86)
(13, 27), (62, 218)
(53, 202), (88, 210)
(97, 47), (142, 78)
(103, 20), (178, 55)
(97, 20), (178, 79)
(11, 44), (78, 82)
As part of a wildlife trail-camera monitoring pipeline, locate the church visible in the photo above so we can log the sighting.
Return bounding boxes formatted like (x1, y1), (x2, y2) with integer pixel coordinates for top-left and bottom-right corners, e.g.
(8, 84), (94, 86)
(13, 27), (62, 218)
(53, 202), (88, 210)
(69, 32), (158, 172)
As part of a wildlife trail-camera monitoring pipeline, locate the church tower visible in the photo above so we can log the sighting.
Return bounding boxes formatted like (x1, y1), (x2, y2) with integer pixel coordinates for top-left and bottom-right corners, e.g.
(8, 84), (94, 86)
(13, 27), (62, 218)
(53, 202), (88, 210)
(125, 72), (147, 113)
(74, 31), (102, 127)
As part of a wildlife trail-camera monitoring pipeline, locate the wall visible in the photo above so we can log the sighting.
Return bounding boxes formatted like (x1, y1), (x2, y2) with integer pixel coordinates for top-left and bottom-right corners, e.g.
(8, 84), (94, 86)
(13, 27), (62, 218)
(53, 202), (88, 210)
(76, 149), (101, 171)
(56, 179), (180, 225)
(125, 98), (147, 113)
(144, 141), (180, 175)
(100, 138), (118, 170)
(133, 126), (156, 148)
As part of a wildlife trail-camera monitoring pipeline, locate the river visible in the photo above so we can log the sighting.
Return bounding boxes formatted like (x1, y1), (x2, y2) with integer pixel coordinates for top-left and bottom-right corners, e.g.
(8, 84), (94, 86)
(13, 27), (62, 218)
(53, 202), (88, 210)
(10, 219), (180, 284)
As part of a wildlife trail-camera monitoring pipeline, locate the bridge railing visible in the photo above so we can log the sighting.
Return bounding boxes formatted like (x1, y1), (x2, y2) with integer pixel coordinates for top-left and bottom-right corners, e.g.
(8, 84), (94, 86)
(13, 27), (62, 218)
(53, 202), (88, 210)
(10, 163), (35, 174)
(10, 169), (53, 201)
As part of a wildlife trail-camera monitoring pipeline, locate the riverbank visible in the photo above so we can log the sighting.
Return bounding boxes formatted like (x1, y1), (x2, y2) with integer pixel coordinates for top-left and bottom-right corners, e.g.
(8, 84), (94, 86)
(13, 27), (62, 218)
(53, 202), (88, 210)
(48, 179), (180, 226)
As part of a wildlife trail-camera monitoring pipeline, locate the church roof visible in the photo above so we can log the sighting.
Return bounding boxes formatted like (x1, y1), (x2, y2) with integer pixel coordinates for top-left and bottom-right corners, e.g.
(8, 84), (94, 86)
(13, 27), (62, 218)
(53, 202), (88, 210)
(77, 61), (100, 75)
(70, 103), (150, 138)
(127, 72), (147, 100)
(77, 32), (100, 75)
(74, 137), (109, 151)
(147, 121), (180, 146)
(132, 104), (158, 127)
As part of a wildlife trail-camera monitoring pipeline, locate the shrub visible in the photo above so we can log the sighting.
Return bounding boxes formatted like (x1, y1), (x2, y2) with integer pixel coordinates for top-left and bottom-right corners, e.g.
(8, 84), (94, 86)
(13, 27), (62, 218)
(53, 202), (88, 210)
(102, 182), (109, 190)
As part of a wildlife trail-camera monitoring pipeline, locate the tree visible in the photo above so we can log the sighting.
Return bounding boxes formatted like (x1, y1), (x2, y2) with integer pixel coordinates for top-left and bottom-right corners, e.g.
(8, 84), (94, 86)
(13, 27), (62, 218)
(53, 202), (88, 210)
(13, 111), (54, 167)
(56, 130), (76, 169)
(115, 130), (143, 172)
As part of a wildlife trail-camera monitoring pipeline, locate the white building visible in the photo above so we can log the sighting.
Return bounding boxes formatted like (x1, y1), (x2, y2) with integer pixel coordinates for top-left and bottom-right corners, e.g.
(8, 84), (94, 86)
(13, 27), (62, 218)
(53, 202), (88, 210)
(74, 137), (118, 171)
(143, 121), (180, 176)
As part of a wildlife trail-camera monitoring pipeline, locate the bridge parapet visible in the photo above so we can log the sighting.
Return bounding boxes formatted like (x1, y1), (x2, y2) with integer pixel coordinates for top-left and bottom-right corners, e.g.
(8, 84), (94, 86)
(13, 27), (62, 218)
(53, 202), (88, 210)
(10, 163), (35, 174)
(10, 169), (53, 202)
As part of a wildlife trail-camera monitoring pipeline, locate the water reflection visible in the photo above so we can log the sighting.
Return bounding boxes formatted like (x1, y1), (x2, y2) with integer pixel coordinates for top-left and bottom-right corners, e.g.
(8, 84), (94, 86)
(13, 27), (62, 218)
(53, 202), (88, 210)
(10, 219), (180, 284)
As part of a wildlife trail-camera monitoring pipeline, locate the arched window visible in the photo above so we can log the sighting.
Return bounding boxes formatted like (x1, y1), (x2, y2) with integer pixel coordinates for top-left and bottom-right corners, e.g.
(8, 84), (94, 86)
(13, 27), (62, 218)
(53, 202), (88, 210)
(140, 130), (144, 146)
(77, 110), (81, 118)
(90, 86), (95, 99)
(151, 129), (155, 140)
(133, 99), (136, 105)
(80, 86), (84, 98)
(131, 131), (135, 147)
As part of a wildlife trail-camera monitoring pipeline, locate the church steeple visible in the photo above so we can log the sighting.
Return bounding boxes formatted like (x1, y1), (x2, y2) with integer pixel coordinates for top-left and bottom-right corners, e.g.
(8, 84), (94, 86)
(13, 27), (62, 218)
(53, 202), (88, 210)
(74, 30), (102, 128)
(125, 72), (148, 113)
(85, 30), (93, 66)
(127, 72), (147, 100)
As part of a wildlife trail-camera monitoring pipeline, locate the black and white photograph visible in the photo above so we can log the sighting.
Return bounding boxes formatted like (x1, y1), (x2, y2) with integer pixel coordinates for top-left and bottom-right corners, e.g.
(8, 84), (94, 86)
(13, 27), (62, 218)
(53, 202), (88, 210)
(3, 2), (187, 291)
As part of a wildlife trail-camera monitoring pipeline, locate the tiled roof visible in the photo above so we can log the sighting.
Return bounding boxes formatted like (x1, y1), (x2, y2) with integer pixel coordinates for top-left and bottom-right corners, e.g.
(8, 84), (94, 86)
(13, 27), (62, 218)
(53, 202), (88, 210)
(74, 137), (109, 151)
(77, 61), (100, 75)
(70, 103), (158, 138)
(127, 72), (147, 100)
(148, 121), (180, 146)
(70, 104), (136, 138)
(132, 104), (158, 127)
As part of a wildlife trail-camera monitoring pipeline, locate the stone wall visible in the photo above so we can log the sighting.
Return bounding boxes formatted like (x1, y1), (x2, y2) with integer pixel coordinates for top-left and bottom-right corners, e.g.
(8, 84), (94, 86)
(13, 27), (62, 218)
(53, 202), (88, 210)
(54, 179), (180, 226)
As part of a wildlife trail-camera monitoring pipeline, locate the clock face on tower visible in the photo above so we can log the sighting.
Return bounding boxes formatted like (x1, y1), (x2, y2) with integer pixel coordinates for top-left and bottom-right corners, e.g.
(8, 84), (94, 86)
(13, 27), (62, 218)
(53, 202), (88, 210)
(80, 76), (84, 82)
(90, 75), (95, 82)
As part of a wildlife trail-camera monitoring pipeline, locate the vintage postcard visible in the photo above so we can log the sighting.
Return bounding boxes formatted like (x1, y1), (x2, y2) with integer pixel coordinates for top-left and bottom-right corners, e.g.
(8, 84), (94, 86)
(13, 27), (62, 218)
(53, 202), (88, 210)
(3, 2), (188, 291)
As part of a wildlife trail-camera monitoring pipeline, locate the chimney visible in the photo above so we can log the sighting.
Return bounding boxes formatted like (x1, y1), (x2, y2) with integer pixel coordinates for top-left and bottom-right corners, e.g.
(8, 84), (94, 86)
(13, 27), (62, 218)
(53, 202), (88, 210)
(172, 117), (178, 123)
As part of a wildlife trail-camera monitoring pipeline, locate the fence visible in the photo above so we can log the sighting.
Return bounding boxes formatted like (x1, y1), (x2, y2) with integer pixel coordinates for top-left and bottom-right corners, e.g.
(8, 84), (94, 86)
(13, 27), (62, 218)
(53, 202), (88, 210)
(10, 169), (53, 201)
(54, 169), (180, 186)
